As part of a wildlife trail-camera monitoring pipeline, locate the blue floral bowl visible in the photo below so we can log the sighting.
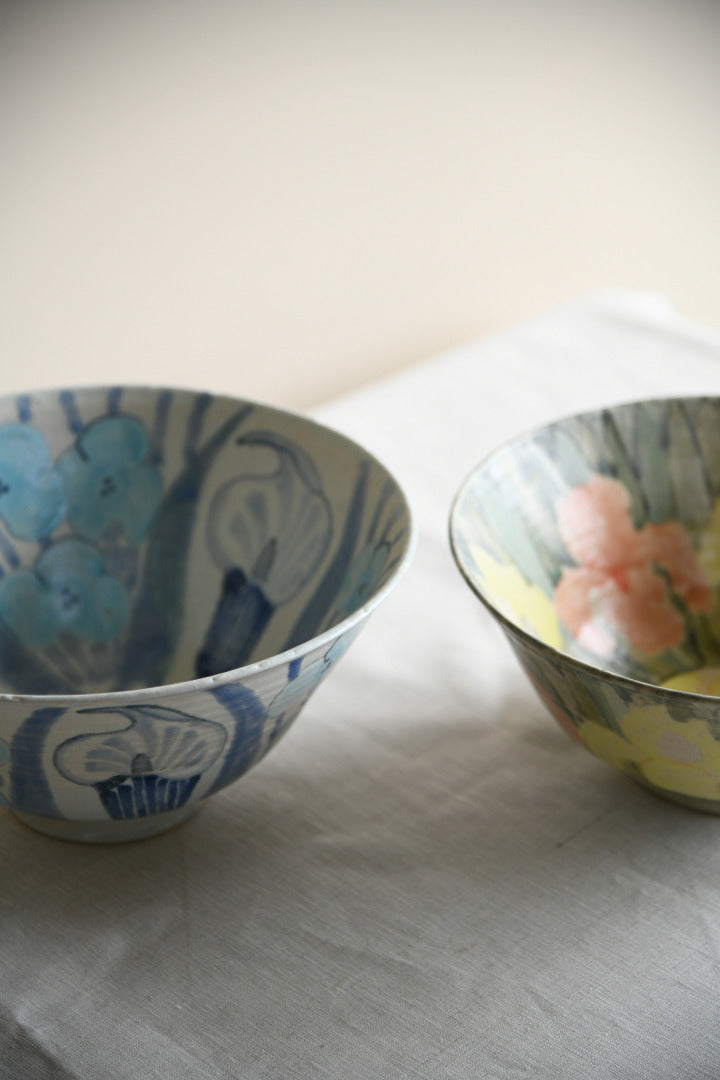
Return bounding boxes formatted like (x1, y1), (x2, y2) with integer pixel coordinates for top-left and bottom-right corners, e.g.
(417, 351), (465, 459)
(0, 386), (414, 841)
(450, 397), (720, 813)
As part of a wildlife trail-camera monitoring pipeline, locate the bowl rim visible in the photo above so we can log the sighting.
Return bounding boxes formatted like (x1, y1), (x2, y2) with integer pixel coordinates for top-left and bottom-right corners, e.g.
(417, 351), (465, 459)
(449, 392), (720, 706)
(0, 382), (417, 705)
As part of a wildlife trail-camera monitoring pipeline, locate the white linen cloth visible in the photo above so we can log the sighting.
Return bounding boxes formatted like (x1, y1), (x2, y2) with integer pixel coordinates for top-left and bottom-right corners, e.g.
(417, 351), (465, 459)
(3, 293), (720, 1079)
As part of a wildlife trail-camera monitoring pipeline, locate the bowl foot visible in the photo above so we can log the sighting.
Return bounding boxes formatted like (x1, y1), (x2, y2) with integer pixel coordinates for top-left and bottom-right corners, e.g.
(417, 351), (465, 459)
(635, 777), (720, 816)
(12, 802), (200, 843)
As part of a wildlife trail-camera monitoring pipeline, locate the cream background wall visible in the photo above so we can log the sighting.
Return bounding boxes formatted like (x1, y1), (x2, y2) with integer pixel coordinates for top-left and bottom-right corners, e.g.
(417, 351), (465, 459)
(2, 0), (720, 408)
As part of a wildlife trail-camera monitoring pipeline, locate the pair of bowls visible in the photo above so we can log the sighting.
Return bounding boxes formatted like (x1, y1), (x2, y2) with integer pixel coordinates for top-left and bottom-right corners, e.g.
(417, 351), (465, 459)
(3, 386), (720, 842)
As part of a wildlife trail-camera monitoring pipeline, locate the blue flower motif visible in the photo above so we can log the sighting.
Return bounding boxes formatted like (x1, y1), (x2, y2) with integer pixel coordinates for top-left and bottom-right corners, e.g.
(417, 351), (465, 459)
(0, 424), (65, 540)
(55, 704), (227, 785)
(0, 538), (129, 648)
(56, 416), (163, 543)
(264, 630), (360, 748)
(54, 705), (227, 820)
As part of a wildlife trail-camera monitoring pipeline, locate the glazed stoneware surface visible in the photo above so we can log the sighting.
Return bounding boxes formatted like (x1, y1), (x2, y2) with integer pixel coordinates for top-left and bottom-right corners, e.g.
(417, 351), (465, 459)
(0, 386), (413, 841)
(450, 397), (720, 812)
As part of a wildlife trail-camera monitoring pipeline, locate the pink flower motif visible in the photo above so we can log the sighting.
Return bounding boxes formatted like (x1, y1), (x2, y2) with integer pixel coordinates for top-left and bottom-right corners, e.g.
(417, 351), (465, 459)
(554, 475), (713, 657)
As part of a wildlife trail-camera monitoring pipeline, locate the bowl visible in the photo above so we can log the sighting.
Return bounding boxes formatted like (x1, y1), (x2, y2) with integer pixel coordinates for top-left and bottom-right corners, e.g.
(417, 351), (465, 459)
(0, 385), (414, 841)
(450, 396), (720, 813)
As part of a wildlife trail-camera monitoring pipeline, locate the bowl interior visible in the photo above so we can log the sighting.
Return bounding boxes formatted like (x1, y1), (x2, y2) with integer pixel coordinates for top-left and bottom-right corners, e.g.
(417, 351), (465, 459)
(451, 397), (720, 693)
(0, 387), (411, 696)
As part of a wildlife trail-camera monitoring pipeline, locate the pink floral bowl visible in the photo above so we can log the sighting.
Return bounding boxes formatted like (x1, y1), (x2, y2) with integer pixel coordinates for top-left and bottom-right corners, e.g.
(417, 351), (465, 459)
(450, 397), (720, 813)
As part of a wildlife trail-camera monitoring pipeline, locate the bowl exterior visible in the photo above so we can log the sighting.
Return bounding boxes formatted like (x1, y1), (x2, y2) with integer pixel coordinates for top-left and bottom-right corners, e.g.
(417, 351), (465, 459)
(503, 622), (720, 812)
(1, 621), (363, 842)
(0, 383), (414, 840)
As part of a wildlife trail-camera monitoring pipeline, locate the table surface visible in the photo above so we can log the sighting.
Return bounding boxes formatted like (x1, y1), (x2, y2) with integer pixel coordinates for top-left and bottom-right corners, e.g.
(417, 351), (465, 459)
(4, 293), (720, 1079)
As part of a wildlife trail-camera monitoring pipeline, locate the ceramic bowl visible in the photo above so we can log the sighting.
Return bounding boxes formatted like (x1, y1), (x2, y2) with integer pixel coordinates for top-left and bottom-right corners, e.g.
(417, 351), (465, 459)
(0, 385), (414, 841)
(450, 396), (720, 813)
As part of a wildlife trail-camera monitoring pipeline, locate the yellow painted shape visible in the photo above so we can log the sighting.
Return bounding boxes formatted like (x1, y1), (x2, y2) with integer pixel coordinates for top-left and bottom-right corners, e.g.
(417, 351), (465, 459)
(469, 545), (563, 649)
(580, 705), (720, 800)
(662, 667), (720, 697)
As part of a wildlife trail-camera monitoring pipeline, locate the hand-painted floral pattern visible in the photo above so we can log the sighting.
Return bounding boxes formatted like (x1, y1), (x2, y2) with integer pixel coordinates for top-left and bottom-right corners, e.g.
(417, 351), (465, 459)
(264, 634), (357, 748)
(451, 397), (720, 811)
(330, 480), (408, 627)
(207, 432), (332, 605)
(578, 705), (720, 800)
(56, 415), (163, 543)
(0, 538), (129, 648)
(470, 545), (563, 650)
(56, 704), (227, 783)
(0, 387), (410, 839)
(55, 704), (227, 820)
(555, 475), (713, 657)
(662, 666), (720, 696)
(0, 425), (65, 540)
(198, 432), (333, 674)
(0, 412), (163, 680)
